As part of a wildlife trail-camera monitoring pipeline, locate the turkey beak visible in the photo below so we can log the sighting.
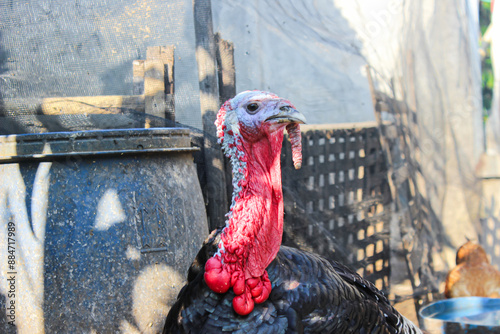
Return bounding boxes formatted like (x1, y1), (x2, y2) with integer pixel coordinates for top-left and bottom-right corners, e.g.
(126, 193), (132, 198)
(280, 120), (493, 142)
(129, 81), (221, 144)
(265, 106), (307, 125)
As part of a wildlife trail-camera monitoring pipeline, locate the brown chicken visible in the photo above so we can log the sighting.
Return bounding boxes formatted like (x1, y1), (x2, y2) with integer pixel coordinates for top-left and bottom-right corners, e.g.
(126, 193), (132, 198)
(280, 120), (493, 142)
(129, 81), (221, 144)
(445, 241), (500, 298)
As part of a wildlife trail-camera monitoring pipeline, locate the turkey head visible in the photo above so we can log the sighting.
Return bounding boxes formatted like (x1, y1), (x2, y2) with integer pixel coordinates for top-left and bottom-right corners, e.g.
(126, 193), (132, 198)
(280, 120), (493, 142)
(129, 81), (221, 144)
(204, 90), (306, 315)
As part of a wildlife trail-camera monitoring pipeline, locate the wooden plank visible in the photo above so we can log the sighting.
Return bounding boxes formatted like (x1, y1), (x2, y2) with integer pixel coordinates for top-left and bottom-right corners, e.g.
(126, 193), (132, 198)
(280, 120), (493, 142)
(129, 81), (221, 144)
(194, 0), (229, 230)
(146, 46), (175, 121)
(144, 57), (166, 120)
(132, 60), (145, 95)
(40, 95), (145, 115)
(163, 47), (175, 122)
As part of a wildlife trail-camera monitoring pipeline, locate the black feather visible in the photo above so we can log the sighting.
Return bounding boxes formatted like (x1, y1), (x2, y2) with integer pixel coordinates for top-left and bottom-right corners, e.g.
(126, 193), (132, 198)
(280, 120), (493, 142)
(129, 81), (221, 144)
(163, 229), (422, 334)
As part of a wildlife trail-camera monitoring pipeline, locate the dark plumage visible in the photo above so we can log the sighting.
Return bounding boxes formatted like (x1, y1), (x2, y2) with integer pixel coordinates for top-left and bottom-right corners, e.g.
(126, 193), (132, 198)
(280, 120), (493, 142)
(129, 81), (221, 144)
(163, 228), (421, 333)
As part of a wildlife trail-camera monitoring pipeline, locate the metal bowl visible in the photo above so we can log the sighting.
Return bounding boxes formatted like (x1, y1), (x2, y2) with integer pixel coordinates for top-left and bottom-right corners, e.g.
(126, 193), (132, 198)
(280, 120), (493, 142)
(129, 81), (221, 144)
(420, 297), (500, 333)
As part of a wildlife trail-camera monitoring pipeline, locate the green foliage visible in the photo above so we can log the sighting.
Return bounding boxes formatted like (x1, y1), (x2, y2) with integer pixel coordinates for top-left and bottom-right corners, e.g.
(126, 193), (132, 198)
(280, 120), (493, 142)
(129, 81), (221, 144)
(480, 1), (493, 113)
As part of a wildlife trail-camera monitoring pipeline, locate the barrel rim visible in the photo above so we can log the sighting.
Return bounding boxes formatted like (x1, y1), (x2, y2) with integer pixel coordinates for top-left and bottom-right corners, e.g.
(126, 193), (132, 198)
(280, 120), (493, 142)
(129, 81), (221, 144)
(0, 127), (198, 163)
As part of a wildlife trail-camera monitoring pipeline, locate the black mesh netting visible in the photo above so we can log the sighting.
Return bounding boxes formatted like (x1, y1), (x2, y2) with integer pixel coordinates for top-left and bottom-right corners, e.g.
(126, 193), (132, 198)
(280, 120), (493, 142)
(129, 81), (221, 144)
(0, 0), (203, 130)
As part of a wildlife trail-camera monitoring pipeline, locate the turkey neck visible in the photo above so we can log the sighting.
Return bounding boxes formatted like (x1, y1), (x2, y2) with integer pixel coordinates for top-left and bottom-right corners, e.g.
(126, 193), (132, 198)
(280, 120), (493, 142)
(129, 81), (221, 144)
(221, 130), (285, 279)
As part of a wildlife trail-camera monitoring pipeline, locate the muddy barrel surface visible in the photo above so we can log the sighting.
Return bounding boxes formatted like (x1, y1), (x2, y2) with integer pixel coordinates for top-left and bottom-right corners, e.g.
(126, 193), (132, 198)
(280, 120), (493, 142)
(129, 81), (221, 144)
(0, 128), (208, 334)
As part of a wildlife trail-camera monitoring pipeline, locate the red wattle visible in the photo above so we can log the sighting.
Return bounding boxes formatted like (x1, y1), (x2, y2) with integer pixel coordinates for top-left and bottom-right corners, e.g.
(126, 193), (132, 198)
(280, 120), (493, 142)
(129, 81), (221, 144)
(209, 98), (296, 315)
(231, 271), (246, 295)
(204, 257), (231, 294)
(233, 290), (254, 316)
(253, 272), (272, 304)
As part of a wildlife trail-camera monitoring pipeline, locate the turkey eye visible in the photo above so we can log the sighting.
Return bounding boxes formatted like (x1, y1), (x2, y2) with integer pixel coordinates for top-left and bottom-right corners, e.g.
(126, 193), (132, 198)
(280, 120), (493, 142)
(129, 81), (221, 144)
(246, 103), (260, 114)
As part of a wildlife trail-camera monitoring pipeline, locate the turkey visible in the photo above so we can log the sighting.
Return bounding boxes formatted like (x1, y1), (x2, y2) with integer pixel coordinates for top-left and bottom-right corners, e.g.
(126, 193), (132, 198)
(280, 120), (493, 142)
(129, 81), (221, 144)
(163, 90), (422, 333)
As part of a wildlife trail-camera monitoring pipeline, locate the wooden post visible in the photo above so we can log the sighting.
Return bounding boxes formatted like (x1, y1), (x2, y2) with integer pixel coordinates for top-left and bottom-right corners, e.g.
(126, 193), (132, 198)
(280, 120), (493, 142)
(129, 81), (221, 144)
(152, 46), (175, 122)
(194, 0), (229, 230)
(143, 46), (175, 122)
(133, 60), (145, 95)
(366, 65), (393, 168)
(215, 33), (236, 104)
(215, 33), (237, 208)
(144, 60), (165, 120)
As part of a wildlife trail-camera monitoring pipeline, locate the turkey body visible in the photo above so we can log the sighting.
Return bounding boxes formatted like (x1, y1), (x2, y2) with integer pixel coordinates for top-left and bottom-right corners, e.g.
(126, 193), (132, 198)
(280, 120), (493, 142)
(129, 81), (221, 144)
(163, 229), (421, 334)
(163, 91), (421, 333)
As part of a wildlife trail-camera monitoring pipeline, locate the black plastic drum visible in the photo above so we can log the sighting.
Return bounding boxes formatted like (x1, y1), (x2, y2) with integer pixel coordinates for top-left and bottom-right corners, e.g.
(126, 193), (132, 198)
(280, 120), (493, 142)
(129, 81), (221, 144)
(0, 128), (208, 333)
